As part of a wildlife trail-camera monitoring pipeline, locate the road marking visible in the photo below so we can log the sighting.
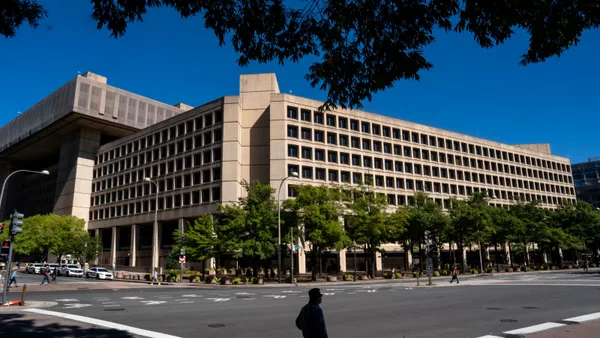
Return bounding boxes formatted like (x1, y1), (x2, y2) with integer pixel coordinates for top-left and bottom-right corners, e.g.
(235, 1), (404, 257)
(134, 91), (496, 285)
(235, 292), (256, 295)
(182, 294), (203, 298)
(103, 304), (121, 308)
(322, 293), (335, 296)
(122, 296), (145, 300)
(62, 304), (92, 309)
(174, 299), (188, 302)
(206, 298), (231, 302)
(300, 295), (308, 297)
(156, 296), (172, 299)
(179, 301), (194, 304)
(264, 295), (286, 299)
(503, 322), (566, 335)
(563, 312), (600, 323)
(242, 298), (256, 301)
(24, 309), (181, 338)
(101, 302), (117, 304)
(475, 335), (503, 338)
(141, 301), (167, 305)
(55, 299), (79, 302)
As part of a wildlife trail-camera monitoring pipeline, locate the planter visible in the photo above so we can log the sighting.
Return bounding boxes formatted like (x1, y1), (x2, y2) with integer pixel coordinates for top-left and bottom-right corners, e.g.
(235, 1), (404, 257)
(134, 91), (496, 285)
(343, 275), (354, 281)
(220, 278), (232, 285)
(384, 274), (393, 279)
(205, 276), (217, 284)
(253, 277), (264, 284)
(327, 276), (337, 282)
(360, 275), (369, 280)
(513, 267), (521, 272)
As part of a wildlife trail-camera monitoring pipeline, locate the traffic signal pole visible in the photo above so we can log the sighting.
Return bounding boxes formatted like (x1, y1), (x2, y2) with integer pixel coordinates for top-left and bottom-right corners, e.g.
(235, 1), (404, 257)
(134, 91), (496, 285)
(2, 236), (15, 304)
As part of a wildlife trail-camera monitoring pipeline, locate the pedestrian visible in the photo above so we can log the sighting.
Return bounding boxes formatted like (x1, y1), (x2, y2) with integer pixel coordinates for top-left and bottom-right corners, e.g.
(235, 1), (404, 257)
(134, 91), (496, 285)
(295, 288), (328, 338)
(8, 268), (18, 288)
(449, 264), (459, 284)
(151, 269), (160, 285)
(41, 267), (51, 285)
(16, 261), (20, 272)
(51, 266), (57, 284)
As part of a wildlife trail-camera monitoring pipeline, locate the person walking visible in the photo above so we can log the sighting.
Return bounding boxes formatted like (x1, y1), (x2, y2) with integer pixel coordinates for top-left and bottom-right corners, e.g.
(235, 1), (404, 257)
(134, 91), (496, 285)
(8, 268), (18, 288)
(151, 269), (160, 285)
(296, 288), (328, 338)
(449, 264), (459, 284)
(41, 267), (51, 285)
(51, 266), (58, 284)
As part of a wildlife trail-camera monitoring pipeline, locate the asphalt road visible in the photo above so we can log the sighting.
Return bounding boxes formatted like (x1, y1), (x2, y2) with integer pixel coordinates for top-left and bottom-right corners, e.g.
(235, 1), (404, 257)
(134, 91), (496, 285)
(16, 271), (600, 338)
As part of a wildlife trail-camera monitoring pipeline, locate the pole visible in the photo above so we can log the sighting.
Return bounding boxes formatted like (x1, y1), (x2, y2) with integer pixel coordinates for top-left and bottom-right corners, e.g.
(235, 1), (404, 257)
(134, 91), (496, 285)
(478, 240), (484, 274)
(353, 241), (357, 282)
(277, 178), (287, 284)
(83, 242), (87, 274)
(290, 227), (294, 285)
(2, 234), (15, 305)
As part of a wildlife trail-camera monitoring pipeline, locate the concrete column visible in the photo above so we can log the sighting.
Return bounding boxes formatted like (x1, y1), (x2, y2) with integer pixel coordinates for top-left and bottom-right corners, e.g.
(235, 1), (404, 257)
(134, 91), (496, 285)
(405, 248), (413, 270)
(542, 251), (548, 264)
(130, 225), (138, 267)
(338, 249), (347, 272)
(111, 226), (118, 266)
(94, 229), (100, 265)
(375, 252), (383, 273)
(53, 127), (101, 225)
(298, 238), (306, 274)
(151, 221), (159, 273)
(504, 243), (511, 265)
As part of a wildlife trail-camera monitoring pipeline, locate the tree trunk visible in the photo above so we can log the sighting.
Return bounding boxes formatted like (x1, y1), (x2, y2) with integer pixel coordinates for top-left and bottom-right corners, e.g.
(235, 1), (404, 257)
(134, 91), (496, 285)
(508, 243), (514, 268)
(494, 243), (500, 271)
(458, 241), (466, 274)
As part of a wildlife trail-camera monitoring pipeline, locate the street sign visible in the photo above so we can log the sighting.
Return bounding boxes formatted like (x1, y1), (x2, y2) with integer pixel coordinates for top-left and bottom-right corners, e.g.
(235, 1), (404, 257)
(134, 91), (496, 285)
(179, 255), (186, 264)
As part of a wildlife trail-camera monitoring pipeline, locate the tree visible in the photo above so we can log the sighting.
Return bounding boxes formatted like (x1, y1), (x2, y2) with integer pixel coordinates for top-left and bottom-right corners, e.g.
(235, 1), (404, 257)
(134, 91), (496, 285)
(179, 214), (221, 269)
(49, 215), (88, 263)
(284, 185), (350, 280)
(345, 185), (393, 278)
(4, 1), (599, 110)
(70, 234), (102, 267)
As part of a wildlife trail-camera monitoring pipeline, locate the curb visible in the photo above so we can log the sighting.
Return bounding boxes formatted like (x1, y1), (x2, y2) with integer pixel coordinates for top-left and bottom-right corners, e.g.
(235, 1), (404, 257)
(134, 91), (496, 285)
(0, 301), (57, 313)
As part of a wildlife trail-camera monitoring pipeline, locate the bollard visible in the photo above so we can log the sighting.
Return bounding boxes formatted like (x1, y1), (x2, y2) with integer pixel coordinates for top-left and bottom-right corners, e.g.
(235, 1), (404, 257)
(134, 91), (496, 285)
(20, 284), (27, 306)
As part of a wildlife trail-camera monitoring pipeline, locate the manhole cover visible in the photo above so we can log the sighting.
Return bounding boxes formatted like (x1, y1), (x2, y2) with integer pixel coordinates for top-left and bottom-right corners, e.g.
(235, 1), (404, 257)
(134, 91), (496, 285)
(523, 306), (538, 309)
(104, 308), (125, 312)
(500, 319), (518, 323)
(486, 308), (502, 310)
(208, 324), (225, 328)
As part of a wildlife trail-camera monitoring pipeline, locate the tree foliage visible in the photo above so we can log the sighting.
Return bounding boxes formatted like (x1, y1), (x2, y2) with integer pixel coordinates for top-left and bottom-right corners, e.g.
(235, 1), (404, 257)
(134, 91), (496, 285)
(3, 0), (599, 110)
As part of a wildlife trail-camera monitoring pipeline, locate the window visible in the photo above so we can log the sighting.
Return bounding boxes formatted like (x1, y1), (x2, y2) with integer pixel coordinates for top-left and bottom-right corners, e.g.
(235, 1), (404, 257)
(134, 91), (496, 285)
(315, 168), (326, 180)
(301, 128), (312, 140)
(374, 158), (383, 169)
(341, 171), (351, 183)
(315, 149), (325, 161)
(373, 141), (382, 152)
(338, 118), (348, 129)
(384, 143), (392, 154)
(362, 139), (371, 150)
(363, 156), (372, 168)
(372, 124), (381, 135)
(393, 128), (400, 139)
(314, 112), (324, 124)
(385, 160), (393, 171)
(352, 155), (361, 166)
(350, 119), (359, 131)
(326, 114), (336, 127)
(383, 126), (391, 137)
(287, 125), (298, 138)
(328, 170), (338, 182)
(340, 153), (350, 165)
(302, 166), (313, 179)
(314, 130), (325, 142)
(288, 164), (299, 177)
(339, 135), (349, 147)
(301, 147), (312, 159)
(287, 106), (298, 119)
(301, 109), (311, 122)
(351, 137), (360, 149)
(288, 145), (299, 157)
(361, 122), (370, 133)
(327, 132), (337, 145)
(328, 151), (338, 163)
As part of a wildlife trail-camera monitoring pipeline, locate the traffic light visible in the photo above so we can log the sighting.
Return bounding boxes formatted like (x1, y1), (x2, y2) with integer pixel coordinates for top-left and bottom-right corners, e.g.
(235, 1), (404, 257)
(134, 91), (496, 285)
(10, 210), (24, 235)
(181, 234), (187, 245)
(0, 240), (9, 262)
(423, 230), (431, 243)
(0, 223), (4, 234)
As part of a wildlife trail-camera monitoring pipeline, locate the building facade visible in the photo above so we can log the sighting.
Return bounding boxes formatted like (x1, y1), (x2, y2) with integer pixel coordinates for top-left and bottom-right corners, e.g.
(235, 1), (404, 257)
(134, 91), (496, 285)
(0, 72), (576, 273)
(573, 157), (600, 209)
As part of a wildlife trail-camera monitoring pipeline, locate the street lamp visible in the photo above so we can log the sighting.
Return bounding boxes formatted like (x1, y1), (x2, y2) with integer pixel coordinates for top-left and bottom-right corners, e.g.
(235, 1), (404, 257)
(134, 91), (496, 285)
(0, 169), (50, 215)
(353, 240), (357, 282)
(83, 241), (88, 274)
(277, 171), (298, 283)
(144, 177), (160, 273)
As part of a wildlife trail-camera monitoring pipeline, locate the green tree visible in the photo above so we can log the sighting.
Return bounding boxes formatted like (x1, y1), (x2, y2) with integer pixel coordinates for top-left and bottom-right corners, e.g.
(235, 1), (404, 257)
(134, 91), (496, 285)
(49, 215), (88, 263)
(509, 200), (546, 266)
(345, 186), (393, 278)
(178, 214), (221, 268)
(3, 1), (598, 110)
(70, 234), (102, 267)
(284, 185), (350, 281)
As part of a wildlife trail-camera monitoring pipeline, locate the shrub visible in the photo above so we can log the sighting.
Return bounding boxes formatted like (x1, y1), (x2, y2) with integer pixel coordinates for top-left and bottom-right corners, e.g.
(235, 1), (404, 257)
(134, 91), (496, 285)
(441, 270), (448, 276)
(393, 272), (403, 279)
(433, 271), (440, 277)
(471, 269), (478, 275)
(591, 263), (597, 268)
(412, 271), (418, 278)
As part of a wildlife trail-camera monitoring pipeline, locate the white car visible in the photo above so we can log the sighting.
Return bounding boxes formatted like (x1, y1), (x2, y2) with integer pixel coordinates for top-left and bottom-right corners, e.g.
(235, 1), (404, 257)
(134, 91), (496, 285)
(60, 264), (84, 277)
(86, 267), (113, 280)
(26, 263), (44, 274)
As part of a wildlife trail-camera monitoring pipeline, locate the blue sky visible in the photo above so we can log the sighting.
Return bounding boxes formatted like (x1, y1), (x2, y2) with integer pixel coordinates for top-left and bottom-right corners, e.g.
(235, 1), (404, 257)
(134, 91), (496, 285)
(0, 0), (598, 164)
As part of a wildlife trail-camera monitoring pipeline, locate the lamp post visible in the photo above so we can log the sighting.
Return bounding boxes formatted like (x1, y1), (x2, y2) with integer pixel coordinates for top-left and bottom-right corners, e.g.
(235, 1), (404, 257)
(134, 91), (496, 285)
(277, 171), (298, 283)
(353, 240), (357, 282)
(1, 169), (49, 305)
(144, 177), (160, 273)
(83, 241), (88, 274)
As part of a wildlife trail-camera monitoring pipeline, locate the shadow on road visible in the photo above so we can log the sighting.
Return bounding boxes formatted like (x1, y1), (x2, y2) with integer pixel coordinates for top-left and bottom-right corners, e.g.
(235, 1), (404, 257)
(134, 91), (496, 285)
(0, 313), (134, 337)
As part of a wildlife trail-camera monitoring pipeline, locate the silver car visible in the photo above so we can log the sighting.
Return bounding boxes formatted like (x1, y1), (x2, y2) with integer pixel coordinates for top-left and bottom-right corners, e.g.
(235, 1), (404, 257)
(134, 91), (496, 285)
(86, 267), (113, 280)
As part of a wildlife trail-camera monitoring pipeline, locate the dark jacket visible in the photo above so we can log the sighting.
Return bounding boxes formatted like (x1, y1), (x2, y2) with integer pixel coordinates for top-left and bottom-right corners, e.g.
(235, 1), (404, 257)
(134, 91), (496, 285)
(296, 302), (328, 338)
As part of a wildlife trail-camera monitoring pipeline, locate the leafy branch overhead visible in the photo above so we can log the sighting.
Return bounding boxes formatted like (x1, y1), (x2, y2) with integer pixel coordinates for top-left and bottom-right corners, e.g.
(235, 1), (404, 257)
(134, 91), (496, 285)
(3, 0), (599, 110)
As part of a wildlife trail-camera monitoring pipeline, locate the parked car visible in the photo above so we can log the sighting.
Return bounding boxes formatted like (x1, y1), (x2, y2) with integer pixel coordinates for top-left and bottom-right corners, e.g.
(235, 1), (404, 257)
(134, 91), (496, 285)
(26, 263), (44, 274)
(59, 264), (84, 277)
(86, 267), (113, 280)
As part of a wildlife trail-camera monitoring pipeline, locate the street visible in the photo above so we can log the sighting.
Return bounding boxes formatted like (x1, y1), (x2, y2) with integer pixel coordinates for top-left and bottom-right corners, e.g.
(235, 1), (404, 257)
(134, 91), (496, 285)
(2, 271), (599, 337)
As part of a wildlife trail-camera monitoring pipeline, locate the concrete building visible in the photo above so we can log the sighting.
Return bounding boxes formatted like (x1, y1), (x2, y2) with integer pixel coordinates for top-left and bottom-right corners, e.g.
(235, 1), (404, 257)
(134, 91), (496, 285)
(0, 72), (576, 273)
(572, 157), (600, 209)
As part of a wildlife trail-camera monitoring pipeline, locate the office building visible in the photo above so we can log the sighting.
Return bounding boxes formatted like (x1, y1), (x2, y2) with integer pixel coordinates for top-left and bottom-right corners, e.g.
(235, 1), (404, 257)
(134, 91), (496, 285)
(0, 72), (576, 272)
(572, 157), (600, 209)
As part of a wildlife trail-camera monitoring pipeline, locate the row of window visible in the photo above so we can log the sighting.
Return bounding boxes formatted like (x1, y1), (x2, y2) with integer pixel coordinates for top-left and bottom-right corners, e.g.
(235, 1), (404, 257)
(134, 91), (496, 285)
(96, 109), (223, 165)
(90, 187), (221, 221)
(91, 167), (222, 207)
(286, 164), (574, 198)
(286, 106), (570, 173)
(92, 148), (222, 193)
(287, 144), (573, 187)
